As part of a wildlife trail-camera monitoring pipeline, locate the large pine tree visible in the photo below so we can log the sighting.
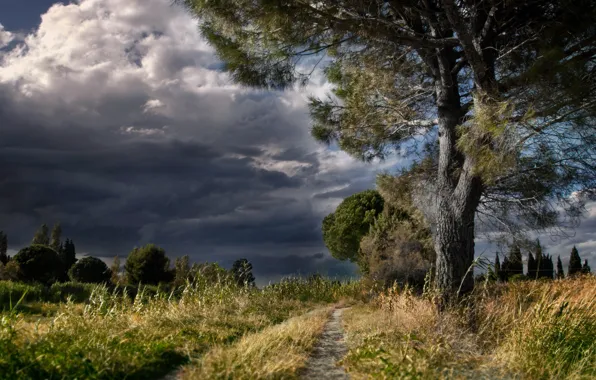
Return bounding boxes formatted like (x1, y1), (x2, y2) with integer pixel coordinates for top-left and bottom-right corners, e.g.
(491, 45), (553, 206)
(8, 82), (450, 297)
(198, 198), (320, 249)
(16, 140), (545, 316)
(568, 246), (583, 276)
(184, 0), (596, 301)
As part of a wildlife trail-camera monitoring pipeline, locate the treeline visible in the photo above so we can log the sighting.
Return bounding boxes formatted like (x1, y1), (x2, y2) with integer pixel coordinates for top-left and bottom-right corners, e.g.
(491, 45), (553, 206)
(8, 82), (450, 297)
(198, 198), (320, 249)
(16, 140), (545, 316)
(489, 241), (592, 282)
(0, 224), (256, 289)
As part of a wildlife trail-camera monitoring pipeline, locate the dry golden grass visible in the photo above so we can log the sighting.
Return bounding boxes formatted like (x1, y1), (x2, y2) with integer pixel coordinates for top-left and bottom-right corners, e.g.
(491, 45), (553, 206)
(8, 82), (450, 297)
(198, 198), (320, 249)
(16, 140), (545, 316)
(180, 307), (333, 379)
(341, 276), (596, 379)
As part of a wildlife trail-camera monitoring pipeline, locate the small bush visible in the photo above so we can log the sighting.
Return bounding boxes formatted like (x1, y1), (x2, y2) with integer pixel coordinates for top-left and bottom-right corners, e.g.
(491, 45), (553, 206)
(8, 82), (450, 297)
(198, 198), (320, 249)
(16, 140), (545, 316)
(68, 257), (111, 284)
(49, 282), (96, 303)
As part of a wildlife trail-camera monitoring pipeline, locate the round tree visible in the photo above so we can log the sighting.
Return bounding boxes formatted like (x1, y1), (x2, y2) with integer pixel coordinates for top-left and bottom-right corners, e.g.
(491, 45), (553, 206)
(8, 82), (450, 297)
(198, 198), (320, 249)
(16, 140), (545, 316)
(322, 190), (384, 263)
(13, 244), (62, 284)
(68, 257), (112, 284)
(124, 244), (171, 285)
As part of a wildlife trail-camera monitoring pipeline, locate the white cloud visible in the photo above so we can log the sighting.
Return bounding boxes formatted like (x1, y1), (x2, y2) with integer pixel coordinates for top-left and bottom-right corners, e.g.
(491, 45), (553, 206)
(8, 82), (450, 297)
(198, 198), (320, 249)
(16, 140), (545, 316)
(0, 23), (13, 49)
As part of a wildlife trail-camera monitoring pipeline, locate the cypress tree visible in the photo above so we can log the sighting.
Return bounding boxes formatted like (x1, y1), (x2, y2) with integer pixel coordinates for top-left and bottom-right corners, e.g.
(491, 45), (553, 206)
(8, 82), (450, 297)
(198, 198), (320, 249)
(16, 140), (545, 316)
(32, 224), (50, 246)
(508, 245), (524, 276)
(568, 246), (583, 276)
(59, 239), (77, 274)
(541, 254), (554, 280)
(582, 260), (592, 274)
(0, 231), (8, 265)
(527, 252), (537, 279)
(50, 222), (62, 252)
(556, 256), (565, 279)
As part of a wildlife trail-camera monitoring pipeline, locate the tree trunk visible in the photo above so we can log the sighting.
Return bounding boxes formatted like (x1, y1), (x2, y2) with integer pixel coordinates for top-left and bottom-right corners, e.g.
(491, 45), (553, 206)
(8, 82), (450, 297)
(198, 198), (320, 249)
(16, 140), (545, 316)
(432, 81), (483, 306)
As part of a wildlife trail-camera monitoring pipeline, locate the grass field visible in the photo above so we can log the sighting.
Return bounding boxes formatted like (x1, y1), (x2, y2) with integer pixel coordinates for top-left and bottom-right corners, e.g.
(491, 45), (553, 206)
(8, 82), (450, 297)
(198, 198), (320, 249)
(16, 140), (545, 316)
(1, 275), (594, 379)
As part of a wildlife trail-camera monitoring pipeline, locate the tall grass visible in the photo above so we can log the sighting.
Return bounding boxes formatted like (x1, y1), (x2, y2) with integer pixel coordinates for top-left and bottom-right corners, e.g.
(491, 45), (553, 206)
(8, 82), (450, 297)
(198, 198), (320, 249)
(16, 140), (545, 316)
(0, 276), (361, 379)
(341, 276), (596, 379)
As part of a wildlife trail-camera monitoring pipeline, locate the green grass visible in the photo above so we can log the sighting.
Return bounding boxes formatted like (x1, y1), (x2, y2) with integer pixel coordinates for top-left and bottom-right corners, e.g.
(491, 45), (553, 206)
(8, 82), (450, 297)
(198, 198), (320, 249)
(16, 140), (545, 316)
(0, 276), (362, 379)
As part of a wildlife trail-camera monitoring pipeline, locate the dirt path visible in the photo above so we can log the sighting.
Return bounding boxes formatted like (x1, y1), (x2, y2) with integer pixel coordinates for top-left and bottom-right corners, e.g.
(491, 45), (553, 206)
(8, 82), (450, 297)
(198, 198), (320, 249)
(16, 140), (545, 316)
(301, 307), (350, 380)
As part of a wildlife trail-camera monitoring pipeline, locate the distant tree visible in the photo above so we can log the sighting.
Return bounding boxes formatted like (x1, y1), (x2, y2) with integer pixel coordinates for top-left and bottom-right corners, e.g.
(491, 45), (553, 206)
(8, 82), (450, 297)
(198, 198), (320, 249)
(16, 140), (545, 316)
(499, 256), (511, 282)
(110, 256), (122, 285)
(58, 239), (78, 281)
(0, 231), (8, 265)
(68, 257), (112, 284)
(13, 245), (62, 284)
(173, 255), (191, 287)
(231, 258), (255, 287)
(190, 262), (233, 285)
(124, 244), (171, 285)
(556, 256), (565, 279)
(507, 245), (524, 277)
(527, 253), (537, 279)
(494, 253), (501, 281)
(539, 254), (554, 280)
(50, 223), (62, 252)
(322, 190), (384, 264)
(32, 224), (50, 246)
(568, 246), (583, 277)
(582, 259), (592, 274)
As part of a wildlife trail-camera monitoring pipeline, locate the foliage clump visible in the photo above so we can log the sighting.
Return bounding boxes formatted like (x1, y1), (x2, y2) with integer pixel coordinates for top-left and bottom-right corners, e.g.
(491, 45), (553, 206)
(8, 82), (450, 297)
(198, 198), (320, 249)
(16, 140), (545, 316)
(68, 257), (112, 284)
(124, 244), (172, 285)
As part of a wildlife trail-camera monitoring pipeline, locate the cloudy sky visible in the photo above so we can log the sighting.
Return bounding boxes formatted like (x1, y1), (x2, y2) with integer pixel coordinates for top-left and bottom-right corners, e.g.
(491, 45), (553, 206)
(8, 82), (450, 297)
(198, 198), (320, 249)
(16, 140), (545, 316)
(0, 0), (594, 283)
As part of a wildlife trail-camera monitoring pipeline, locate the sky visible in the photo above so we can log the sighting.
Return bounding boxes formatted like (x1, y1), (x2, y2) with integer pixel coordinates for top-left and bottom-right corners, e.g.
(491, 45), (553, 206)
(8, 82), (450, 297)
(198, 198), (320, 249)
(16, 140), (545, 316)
(0, 0), (594, 284)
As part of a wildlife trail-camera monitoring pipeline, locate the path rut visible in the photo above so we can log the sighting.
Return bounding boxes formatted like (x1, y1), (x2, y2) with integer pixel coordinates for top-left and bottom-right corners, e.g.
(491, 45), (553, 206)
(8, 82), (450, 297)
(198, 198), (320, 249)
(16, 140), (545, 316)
(301, 307), (350, 380)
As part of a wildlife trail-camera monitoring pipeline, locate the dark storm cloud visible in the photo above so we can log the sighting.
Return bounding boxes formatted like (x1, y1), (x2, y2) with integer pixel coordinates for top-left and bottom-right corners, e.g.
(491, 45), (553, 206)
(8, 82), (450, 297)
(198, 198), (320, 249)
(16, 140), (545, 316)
(0, 0), (388, 279)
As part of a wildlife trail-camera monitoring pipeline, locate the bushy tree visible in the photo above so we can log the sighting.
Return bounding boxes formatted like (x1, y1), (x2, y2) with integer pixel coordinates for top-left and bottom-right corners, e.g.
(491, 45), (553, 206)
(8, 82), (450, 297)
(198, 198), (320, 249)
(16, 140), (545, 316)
(185, 0), (596, 301)
(231, 258), (255, 287)
(322, 190), (384, 264)
(13, 245), (62, 284)
(190, 262), (233, 285)
(68, 257), (111, 284)
(124, 244), (171, 285)
(50, 223), (62, 252)
(32, 224), (50, 246)
(359, 175), (435, 288)
(0, 260), (21, 281)
(556, 256), (565, 279)
(0, 231), (8, 265)
(582, 260), (592, 274)
(568, 246), (583, 276)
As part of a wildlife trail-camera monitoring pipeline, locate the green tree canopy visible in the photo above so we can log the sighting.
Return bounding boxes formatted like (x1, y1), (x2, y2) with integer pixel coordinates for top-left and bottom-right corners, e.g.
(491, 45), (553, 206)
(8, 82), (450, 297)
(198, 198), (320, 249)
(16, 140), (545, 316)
(184, 0), (596, 300)
(231, 258), (255, 287)
(124, 244), (172, 285)
(322, 190), (384, 263)
(68, 257), (112, 284)
(13, 245), (62, 284)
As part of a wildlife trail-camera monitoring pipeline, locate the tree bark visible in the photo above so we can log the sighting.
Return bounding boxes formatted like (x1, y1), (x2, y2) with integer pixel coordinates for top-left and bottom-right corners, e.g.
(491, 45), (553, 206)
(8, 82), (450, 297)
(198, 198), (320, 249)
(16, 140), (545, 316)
(432, 75), (483, 306)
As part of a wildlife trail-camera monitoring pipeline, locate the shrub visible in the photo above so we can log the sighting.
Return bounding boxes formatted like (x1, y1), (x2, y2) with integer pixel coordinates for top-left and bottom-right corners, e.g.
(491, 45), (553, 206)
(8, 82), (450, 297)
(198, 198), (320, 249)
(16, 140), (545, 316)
(13, 245), (63, 284)
(68, 257), (111, 284)
(49, 282), (96, 303)
(124, 244), (172, 285)
(0, 281), (44, 310)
